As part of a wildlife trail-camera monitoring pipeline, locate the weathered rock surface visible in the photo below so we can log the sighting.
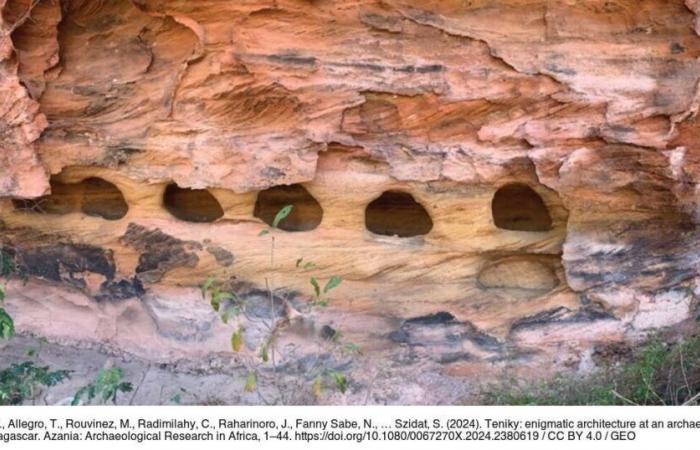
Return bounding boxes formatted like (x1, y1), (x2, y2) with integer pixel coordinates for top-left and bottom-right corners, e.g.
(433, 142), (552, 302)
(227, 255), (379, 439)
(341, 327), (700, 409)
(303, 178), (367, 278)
(1, 0), (700, 402)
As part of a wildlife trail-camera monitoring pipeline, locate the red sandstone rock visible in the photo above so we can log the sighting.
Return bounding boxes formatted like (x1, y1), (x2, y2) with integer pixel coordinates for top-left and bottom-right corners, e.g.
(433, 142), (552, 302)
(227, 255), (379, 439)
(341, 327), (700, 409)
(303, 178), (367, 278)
(1, 0), (700, 397)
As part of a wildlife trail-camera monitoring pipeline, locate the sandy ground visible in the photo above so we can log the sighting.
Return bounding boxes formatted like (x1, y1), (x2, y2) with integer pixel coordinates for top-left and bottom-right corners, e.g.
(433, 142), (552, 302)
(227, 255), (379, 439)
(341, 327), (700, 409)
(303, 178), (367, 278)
(0, 335), (480, 406)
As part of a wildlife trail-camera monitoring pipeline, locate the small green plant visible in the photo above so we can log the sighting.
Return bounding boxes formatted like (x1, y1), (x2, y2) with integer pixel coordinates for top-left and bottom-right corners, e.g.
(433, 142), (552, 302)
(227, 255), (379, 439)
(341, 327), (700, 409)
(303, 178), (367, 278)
(295, 258), (316, 270)
(201, 276), (242, 322)
(165, 386), (202, 405)
(0, 249), (71, 405)
(0, 362), (70, 405)
(170, 391), (182, 404)
(0, 248), (15, 278)
(0, 249), (16, 340)
(309, 275), (343, 307)
(0, 302), (14, 340)
(72, 367), (133, 405)
(311, 370), (349, 399)
(244, 372), (257, 393)
(201, 204), (350, 402)
(330, 370), (348, 394)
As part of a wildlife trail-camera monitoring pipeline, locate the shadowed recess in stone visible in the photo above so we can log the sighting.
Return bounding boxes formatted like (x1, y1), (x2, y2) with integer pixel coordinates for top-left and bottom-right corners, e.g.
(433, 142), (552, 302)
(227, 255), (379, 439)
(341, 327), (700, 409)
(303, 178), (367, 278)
(12, 177), (128, 220)
(163, 184), (224, 223)
(491, 184), (552, 232)
(254, 184), (323, 232)
(365, 191), (433, 237)
(478, 257), (559, 299)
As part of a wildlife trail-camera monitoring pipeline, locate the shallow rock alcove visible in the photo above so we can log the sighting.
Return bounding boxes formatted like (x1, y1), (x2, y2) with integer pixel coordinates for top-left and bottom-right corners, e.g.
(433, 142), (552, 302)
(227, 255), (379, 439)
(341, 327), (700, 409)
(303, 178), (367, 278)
(12, 176), (128, 220)
(254, 184), (323, 232)
(491, 184), (552, 232)
(365, 191), (433, 237)
(163, 184), (224, 223)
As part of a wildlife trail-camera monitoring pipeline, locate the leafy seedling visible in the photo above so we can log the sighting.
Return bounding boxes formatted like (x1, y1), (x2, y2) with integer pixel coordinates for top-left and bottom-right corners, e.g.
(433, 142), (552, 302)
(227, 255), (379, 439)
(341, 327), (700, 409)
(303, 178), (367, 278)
(231, 327), (244, 352)
(244, 373), (257, 393)
(0, 362), (70, 406)
(0, 308), (14, 341)
(272, 205), (293, 228)
(296, 258), (316, 270)
(331, 371), (348, 394)
(309, 276), (343, 307)
(258, 204), (294, 236)
(72, 367), (133, 405)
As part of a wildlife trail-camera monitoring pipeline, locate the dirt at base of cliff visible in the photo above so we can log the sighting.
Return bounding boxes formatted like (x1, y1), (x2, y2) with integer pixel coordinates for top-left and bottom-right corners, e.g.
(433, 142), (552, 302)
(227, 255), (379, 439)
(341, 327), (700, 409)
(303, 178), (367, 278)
(5, 320), (700, 406)
(0, 335), (484, 406)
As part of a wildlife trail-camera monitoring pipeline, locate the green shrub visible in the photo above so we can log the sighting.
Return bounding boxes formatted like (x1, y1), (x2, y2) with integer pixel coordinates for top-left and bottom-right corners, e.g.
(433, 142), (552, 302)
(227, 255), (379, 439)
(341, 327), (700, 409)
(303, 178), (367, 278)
(0, 362), (70, 405)
(482, 333), (700, 405)
(72, 367), (133, 405)
(202, 205), (350, 403)
(0, 249), (71, 405)
(0, 249), (16, 340)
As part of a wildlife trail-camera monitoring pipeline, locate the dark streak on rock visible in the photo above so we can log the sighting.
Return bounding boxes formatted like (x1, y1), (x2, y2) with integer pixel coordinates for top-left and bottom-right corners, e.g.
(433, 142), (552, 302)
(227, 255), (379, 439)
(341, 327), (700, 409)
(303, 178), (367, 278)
(206, 246), (234, 267)
(239, 288), (286, 320)
(96, 277), (145, 302)
(396, 64), (445, 73)
(334, 62), (386, 72)
(671, 43), (685, 54)
(120, 223), (201, 284)
(405, 311), (455, 325)
(390, 311), (502, 363)
(388, 329), (410, 344)
(261, 166), (285, 179)
(320, 324), (337, 341)
(19, 244), (115, 285)
(331, 62), (444, 74)
(267, 54), (317, 66)
(439, 352), (474, 364)
(544, 63), (576, 76)
(509, 306), (616, 335)
(359, 12), (403, 33)
(16, 243), (144, 301)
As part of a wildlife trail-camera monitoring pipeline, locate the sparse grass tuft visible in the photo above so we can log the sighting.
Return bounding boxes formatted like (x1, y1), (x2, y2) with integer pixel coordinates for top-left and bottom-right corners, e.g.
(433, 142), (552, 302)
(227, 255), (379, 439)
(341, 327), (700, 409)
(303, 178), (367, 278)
(482, 333), (700, 405)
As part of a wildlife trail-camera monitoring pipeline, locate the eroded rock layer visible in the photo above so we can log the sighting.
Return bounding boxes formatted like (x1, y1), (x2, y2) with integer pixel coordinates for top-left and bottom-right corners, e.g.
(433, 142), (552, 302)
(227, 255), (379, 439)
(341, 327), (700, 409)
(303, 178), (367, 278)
(1, 0), (700, 394)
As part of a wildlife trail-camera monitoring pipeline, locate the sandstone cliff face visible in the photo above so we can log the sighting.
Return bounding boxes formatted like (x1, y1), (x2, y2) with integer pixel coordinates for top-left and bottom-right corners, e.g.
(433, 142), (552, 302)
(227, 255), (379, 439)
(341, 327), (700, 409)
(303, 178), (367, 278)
(1, 0), (700, 397)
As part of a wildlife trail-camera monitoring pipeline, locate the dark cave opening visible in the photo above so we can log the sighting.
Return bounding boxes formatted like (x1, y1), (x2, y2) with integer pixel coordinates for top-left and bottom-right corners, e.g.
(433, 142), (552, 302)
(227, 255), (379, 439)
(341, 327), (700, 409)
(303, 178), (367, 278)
(253, 184), (323, 232)
(12, 177), (128, 220)
(80, 177), (129, 220)
(163, 183), (224, 223)
(365, 191), (433, 238)
(491, 183), (552, 232)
